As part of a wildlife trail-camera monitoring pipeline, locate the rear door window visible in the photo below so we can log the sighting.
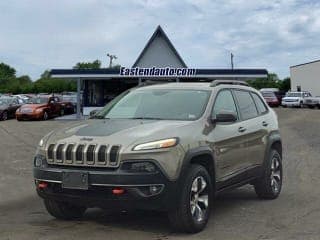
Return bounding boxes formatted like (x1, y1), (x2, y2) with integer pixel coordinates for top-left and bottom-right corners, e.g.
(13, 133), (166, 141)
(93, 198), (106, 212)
(234, 90), (258, 120)
(251, 93), (268, 114)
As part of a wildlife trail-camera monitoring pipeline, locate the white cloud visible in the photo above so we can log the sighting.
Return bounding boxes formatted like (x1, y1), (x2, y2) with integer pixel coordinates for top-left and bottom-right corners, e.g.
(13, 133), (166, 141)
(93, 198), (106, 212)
(0, 0), (320, 79)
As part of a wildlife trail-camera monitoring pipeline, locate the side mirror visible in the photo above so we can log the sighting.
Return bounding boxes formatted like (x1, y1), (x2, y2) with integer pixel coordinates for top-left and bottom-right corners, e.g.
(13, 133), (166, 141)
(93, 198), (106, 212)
(212, 111), (237, 124)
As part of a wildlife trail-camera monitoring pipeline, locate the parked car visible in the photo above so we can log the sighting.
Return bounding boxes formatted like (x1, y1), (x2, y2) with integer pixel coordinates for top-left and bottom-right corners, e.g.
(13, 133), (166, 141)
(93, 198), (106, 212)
(0, 97), (22, 120)
(13, 94), (30, 104)
(260, 88), (285, 103)
(260, 91), (280, 107)
(61, 94), (77, 114)
(16, 96), (64, 121)
(34, 81), (283, 233)
(281, 91), (311, 107)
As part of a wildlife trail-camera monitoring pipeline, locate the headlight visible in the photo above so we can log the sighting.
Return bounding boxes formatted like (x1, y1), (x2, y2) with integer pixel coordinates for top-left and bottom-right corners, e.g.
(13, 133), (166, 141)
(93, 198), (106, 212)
(35, 109), (43, 113)
(39, 138), (44, 147)
(133, 138), (178, 151)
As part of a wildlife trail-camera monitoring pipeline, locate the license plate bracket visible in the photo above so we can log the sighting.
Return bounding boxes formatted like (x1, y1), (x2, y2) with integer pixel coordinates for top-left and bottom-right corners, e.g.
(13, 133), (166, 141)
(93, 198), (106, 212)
(62, 172), (89, 190)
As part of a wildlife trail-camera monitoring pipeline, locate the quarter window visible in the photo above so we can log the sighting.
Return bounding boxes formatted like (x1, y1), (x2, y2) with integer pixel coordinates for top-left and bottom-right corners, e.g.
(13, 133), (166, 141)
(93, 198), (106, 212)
(212, 90), (238, 119)
(251, 93), (268, 114)
(234, 90), (258, 120)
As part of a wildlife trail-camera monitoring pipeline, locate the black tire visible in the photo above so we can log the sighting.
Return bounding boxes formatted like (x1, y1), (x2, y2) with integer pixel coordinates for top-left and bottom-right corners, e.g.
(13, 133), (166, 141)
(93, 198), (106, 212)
(60, 108), (65, 116)
(1, 111), (8, 121)
(168, 164), (213, 233)
(254, 149), (283, 199)
(44, 199), (86, 220)
(43, 111), (49, 121)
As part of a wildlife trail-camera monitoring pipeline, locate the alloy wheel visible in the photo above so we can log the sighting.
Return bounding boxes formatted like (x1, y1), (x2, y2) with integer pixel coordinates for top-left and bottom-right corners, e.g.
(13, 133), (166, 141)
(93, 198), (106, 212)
(190, 176), (209, 222)
(43, 112), (48, 120)
(270, 156), (281, 194)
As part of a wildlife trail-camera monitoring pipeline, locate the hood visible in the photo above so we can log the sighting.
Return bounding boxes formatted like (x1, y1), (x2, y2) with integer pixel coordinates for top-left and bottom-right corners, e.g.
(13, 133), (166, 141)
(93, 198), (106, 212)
(45, 119), (199, 149)
(21, 104), (47, 109)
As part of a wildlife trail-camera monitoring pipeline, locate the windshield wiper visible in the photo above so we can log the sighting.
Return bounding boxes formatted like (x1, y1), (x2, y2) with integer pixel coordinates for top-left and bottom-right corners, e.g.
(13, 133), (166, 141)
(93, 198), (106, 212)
(130, 117), (164, 120)
(90, 115), (105, 119)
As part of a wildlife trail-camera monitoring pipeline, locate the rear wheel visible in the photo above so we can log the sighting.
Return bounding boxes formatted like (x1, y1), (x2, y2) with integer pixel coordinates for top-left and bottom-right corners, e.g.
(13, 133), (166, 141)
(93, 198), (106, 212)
(60, 108), (65, 116)
(254, 149), (282, 199)
(44, 199), (86, 220)
(168, 164), (212, 233)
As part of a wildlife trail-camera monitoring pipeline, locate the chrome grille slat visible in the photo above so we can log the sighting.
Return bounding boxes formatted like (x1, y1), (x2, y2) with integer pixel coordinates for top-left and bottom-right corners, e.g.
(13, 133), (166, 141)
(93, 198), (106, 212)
(86, 144), (96, 165)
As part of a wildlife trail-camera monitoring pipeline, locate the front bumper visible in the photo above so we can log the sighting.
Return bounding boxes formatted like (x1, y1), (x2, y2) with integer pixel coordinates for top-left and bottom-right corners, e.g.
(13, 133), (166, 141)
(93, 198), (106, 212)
(281, 101), (300, 107)
(16, 112), (43, 120)
(33, 163), (177, 210)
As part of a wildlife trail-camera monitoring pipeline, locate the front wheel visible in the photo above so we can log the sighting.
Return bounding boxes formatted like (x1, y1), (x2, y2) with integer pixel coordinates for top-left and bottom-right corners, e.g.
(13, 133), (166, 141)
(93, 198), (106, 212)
(43, 111), (49, 121)
(44, 199), (86, 220)
(168, 164), (212, 233)
(1, 111), (8, 121)
(254, 149), (283, 199)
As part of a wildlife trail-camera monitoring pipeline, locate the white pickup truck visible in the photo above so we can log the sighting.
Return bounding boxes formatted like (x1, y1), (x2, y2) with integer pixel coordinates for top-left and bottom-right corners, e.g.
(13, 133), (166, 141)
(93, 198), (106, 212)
(281, 91), (315, 108)
(304, 95), (320, 109)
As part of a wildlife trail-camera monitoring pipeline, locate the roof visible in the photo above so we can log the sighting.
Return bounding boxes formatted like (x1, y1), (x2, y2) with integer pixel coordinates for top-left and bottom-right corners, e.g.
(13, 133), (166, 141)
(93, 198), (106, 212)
(50, 68), (268, 79)
(290, 59), (320, 68)
(135, 82), (255, 92)
(132, 25), (187, 68)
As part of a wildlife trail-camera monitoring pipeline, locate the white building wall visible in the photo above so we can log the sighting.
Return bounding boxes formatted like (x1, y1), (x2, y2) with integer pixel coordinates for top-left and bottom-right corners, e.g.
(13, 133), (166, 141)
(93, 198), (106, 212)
(290, 61), (320, 96)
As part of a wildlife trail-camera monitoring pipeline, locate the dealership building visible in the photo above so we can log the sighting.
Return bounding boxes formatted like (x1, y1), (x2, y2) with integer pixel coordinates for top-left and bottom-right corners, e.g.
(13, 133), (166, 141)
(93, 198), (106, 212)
(50, 26), (268, 118)
(290, 60), (320, 96)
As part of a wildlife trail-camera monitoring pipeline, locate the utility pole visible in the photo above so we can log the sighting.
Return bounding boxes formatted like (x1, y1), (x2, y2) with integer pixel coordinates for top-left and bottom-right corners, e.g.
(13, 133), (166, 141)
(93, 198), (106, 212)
(107, 53), (117, 68)
(230, 53), (234, 70)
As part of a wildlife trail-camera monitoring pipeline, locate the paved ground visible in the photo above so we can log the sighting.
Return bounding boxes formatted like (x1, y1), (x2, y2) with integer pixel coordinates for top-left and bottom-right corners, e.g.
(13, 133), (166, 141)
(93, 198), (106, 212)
(0, 108), (320, 240)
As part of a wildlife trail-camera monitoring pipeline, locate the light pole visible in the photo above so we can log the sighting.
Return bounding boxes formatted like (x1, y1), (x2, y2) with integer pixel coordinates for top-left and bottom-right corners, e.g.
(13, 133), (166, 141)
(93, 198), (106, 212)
(230, 52), (234, 70)
(107, 53), (117, 68)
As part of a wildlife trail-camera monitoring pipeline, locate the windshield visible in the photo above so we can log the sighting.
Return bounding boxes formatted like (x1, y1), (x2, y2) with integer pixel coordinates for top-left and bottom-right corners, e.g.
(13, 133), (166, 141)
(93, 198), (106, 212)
(27, 97), (48, 104)
(286, 92), (301, 97)
(0, 98), (11, 105)
(95, 89), (211, 121)
(261, 92), (276, 97)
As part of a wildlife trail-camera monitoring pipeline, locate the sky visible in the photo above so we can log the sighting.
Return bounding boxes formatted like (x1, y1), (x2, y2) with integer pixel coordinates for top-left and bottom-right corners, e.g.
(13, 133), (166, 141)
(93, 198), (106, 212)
(0, 0), (320, 80)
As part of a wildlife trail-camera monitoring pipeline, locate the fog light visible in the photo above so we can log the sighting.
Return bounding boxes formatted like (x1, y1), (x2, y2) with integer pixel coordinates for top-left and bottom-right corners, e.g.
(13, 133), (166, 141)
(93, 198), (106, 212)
(121, 162), (157, 173)
(149, 185), (162, 195)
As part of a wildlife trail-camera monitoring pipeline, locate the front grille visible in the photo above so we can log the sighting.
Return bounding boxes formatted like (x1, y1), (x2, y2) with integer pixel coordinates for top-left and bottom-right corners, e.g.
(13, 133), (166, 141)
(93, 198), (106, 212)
(56, 144), (65, 162)
(48, 144), (55, 161)
(76, 144), (84, 162)
(86, 144), (96, 164)
(66, 144), (74, 161)
(109, 145), (120, 165)
(46, 143), (120, 168)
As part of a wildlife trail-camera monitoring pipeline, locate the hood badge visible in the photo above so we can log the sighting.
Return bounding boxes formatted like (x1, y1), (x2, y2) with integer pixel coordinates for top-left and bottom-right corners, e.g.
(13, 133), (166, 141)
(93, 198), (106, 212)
(80, 137), (93, 141)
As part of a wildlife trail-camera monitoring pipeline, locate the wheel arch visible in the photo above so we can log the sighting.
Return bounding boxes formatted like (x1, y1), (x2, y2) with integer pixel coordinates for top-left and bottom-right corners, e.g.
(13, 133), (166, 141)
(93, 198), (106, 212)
(180, 147), (216, 191)
(264, 131), (282, 166)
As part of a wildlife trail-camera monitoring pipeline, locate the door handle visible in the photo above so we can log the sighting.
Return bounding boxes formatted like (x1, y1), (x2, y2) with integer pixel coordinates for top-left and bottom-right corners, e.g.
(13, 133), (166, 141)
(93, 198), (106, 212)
(262, 121), (268, 127)
(238, 127), (246, 133)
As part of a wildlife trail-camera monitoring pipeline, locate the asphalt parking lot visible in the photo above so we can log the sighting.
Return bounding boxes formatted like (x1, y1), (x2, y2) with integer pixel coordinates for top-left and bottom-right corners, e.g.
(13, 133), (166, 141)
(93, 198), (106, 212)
(0, 108), (320, 240)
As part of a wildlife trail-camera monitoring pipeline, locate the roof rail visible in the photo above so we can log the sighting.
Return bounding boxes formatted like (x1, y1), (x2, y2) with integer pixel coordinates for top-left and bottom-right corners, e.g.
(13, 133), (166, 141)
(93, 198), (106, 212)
(210, 80), (249, 87)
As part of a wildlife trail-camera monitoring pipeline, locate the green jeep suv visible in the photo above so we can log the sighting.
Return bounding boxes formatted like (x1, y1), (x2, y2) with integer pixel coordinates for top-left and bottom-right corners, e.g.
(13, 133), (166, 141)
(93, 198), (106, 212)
(33, 81), (283, 233)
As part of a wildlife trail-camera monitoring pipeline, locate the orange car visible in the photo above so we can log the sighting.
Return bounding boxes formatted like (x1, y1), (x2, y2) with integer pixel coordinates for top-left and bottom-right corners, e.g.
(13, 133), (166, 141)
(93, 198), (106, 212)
(16, 96), (68, 121)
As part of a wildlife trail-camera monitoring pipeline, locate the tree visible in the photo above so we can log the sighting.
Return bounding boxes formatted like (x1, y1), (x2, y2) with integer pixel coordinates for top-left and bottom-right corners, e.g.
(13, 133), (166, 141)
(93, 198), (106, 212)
(0, 62), (16, 85)
(279, 77), (290, 92)
(73, 60), (101, 69)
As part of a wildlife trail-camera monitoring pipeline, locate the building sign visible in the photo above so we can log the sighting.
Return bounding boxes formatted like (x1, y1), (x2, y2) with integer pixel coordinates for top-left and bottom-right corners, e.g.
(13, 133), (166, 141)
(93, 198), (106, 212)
(120, 67), (196, 77)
